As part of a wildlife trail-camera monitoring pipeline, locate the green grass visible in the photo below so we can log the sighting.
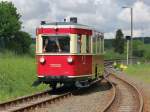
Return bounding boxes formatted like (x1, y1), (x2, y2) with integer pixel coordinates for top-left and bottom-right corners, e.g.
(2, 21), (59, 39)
(0, 52), (48, 102)
(125, 63), (150, 84)
(29, 43), (36, 57)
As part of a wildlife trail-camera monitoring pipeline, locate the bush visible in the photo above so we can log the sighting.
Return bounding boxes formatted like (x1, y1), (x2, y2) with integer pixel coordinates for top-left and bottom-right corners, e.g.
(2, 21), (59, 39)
(104, 49), (126, 59)
(7, 31), (32, 54)
(141, 44), (150, 61)
(132, 40), (144, 57)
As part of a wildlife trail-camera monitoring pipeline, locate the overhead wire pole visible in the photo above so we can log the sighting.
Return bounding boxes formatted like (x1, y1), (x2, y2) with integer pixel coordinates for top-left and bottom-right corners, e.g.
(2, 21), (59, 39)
(122, 6), (133, 64)
(139, 0), (145, 43)
(130, 7), (133, 64)
(127, 39), (129, 65)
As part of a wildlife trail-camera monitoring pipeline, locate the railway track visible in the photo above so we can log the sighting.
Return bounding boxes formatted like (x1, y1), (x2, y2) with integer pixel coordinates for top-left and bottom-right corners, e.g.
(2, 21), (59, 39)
(0, 79), (102, 112)
(103, 68), (143, 112)
(0, 88), (72, 112)
(101, 76), (116, 112)
(104, 58), (139, 67)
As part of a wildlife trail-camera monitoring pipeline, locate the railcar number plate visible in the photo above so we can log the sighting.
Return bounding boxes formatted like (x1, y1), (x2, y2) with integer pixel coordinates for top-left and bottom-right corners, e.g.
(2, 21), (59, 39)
(49, 64), (62, 67)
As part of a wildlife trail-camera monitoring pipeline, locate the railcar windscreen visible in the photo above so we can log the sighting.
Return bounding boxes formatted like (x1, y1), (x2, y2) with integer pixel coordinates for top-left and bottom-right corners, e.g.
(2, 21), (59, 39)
(42, 35), (70, 53)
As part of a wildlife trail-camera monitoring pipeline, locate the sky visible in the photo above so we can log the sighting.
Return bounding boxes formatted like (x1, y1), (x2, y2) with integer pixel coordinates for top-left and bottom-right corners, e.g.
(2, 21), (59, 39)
(1, 0), (150, 38)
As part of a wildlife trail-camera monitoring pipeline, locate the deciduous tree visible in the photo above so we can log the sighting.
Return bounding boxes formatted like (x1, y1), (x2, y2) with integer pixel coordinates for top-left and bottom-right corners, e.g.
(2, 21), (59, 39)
(0, 1), (32, 54)
(0, 1), (21, 38)
(8, 31), (32, 54)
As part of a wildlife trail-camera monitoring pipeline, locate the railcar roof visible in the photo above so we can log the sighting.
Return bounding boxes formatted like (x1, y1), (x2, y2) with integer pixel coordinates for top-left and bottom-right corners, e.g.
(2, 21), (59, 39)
(42, 22), (91, 27)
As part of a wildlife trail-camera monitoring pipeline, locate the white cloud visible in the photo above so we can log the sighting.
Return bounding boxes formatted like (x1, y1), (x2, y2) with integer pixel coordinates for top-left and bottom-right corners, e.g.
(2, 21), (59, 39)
(23, 19), (40, 37)
(1, 0), (150, 37)
(118, 1), (150, 23)
(123, 29), (142, 37)
(105, 32), (115, 39)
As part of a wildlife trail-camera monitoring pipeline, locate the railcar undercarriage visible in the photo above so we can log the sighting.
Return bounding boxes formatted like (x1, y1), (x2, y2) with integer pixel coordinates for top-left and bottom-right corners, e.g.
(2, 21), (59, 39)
(33, 75), (103, 89)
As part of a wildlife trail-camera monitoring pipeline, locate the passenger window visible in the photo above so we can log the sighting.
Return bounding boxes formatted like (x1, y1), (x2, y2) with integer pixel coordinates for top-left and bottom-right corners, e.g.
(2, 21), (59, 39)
(97, 36), (101, 54)
(92, 35), (97, 54)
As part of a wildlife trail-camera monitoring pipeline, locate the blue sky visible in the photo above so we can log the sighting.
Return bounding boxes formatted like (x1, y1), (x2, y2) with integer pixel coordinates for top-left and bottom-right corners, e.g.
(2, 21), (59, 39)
(2, 0), (150, 38)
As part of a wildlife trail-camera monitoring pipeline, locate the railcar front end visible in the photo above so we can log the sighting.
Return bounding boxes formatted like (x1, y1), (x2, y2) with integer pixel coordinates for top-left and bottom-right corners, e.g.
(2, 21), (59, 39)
(34, 20), (104, 89)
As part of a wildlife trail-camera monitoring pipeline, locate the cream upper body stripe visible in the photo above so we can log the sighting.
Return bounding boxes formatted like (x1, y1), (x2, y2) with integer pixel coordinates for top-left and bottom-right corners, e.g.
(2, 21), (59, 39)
(40, 25), (92, 30)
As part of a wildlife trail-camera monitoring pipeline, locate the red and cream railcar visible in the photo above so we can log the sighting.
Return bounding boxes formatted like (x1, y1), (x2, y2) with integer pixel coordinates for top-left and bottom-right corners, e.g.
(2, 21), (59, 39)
(35, 20), (104, 88)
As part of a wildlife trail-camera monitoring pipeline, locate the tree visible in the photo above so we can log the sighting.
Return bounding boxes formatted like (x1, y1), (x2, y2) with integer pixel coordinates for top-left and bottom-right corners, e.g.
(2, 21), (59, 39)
(0, 1), (21, 48)
(0, 1), (32, 54)
(7, 31), (32, 54)
(113, 29), (125, 54)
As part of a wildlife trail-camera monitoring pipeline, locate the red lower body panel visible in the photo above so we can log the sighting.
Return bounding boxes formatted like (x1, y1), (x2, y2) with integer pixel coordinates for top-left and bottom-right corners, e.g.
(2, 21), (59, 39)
(37, 55), (92, 77)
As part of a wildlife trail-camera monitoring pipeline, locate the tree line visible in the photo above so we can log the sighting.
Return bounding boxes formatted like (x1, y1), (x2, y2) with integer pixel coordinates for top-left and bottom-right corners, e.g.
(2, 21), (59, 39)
(105, 29), (150, 59)
(0, 1), (32, 54)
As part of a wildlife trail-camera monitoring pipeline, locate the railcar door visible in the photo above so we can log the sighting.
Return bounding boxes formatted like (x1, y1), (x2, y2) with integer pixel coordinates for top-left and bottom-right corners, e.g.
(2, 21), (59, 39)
(80, 34), (92, 74)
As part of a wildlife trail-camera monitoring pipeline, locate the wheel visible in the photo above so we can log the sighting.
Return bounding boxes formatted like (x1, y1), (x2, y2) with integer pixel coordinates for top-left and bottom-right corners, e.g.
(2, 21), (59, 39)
(64, 82), (75, 88)
(50, 82), (57, 90)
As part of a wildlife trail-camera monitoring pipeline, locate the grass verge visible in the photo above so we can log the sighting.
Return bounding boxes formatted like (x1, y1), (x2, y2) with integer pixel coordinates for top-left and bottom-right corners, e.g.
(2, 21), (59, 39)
(0, 52), (48, 102)
(125, 63), (150, 84)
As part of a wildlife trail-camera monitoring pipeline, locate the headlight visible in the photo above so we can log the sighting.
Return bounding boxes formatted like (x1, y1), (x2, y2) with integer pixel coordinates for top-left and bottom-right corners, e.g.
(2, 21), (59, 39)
(39, 57), (45, 64)
(67, 56), (73, 63)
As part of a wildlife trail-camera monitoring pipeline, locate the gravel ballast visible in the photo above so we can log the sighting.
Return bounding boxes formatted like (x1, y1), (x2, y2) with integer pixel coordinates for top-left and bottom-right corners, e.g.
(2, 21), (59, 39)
(42, 81), (114, 112)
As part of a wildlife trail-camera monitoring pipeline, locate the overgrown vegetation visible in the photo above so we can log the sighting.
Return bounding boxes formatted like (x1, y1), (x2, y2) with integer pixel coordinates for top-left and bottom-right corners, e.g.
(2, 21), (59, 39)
(0, 52), (48, 102)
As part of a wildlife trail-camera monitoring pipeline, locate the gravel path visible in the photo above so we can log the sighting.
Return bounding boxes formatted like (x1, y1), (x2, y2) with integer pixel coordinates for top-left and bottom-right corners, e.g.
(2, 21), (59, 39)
(39, 81), (113, 112)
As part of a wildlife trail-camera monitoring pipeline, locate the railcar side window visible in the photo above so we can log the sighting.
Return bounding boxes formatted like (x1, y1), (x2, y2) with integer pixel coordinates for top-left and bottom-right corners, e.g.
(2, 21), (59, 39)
(86, 35), (91, 53)
(77, 35), (82, 53)
(92, 36), (97, 54)
(97, 37), (100, 53)
(42, 36), (70, 53)
(92, 34), (104, 54)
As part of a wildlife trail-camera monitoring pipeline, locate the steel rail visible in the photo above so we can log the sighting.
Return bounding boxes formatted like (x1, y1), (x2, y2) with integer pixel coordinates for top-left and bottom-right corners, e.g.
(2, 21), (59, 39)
(0, 90), (50, 110)
(11, 92), (72, 112)
(101, 77), (116, 112)
(104, 57), (138, 62)
(111, 73), (143, 112)
(0, 89), (72, 112)
(103, 68), (143, 112)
